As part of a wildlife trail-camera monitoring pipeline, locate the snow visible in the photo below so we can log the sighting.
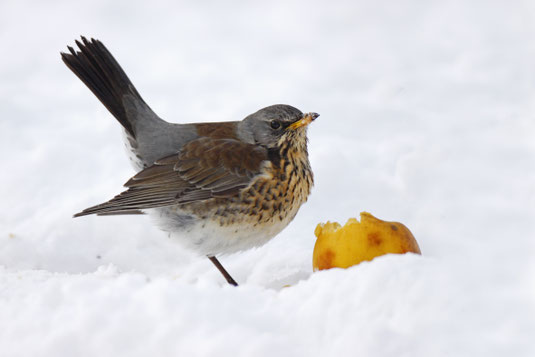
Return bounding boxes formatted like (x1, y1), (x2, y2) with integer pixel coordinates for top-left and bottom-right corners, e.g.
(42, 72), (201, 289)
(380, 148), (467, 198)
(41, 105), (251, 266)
(1, 0), (534, 356)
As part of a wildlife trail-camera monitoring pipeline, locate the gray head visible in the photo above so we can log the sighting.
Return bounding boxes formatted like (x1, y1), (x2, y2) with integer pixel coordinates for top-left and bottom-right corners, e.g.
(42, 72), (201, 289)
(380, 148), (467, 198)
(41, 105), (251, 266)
(238, 104), (319, 149)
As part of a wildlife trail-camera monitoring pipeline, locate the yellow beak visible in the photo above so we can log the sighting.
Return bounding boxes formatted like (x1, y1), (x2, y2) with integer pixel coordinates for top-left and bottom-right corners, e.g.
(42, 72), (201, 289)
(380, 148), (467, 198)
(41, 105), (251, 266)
(288, 112), (319, 130)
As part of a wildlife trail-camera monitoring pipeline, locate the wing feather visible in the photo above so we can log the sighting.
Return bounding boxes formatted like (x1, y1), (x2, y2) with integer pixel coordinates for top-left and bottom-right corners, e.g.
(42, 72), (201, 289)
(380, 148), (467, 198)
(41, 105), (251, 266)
(74, 138), (268, 217)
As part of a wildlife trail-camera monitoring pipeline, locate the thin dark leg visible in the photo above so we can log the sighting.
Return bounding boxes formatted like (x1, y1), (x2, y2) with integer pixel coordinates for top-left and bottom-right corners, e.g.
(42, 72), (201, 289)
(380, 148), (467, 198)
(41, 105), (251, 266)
(208, 256), (238, 286)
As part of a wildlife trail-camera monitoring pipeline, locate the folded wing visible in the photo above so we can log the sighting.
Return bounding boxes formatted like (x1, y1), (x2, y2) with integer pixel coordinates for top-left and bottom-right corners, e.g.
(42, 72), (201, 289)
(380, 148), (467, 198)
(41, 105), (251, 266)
(74, 138), (268, 217)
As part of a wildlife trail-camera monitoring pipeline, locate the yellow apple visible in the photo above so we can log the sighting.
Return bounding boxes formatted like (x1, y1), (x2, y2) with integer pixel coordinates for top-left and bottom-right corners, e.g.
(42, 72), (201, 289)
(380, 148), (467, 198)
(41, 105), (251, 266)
(313, 212), (421, 271)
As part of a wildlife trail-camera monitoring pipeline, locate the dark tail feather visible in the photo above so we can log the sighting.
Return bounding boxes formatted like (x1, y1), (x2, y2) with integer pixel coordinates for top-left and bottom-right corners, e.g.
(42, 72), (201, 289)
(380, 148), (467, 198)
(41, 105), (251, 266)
(61, 36), (145, 138)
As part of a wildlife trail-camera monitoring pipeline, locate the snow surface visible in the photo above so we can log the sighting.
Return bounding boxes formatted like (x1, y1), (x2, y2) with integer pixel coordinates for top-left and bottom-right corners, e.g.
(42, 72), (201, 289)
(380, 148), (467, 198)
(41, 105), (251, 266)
(1, 0), (534, 356)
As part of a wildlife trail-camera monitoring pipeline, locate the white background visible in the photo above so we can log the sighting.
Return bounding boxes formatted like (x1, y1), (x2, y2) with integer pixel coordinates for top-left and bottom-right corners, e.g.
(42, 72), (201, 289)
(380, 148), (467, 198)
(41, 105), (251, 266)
(1, 1), (534, 356)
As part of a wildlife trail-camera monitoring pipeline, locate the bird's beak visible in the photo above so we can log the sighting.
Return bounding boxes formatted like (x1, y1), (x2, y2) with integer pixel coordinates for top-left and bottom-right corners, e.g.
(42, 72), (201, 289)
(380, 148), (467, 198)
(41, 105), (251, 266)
(288, 112), (319, 130)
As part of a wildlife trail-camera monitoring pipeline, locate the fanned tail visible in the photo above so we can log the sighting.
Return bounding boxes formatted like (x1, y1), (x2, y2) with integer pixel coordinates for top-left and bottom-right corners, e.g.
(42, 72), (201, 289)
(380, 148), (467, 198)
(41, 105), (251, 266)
(61, 36), (148, 138)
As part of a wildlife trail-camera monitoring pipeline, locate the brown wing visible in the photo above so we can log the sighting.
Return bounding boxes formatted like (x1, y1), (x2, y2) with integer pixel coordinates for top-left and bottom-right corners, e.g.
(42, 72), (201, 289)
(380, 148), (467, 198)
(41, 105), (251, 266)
(74, 138), (268, 217)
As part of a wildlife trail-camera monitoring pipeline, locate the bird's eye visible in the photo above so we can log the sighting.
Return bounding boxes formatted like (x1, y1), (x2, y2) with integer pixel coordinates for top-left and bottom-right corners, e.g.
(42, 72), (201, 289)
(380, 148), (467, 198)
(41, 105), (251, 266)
(270, 120), (281, 129)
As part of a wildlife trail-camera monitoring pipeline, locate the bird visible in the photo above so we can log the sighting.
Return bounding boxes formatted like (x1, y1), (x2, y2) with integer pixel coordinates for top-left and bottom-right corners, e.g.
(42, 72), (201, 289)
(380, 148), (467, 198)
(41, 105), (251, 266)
(61, 36), (317, 286)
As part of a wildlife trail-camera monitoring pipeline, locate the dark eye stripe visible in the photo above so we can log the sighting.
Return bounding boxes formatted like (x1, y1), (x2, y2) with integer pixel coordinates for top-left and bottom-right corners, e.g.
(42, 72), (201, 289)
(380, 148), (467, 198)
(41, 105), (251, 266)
(283, 120), (295, 129)
(270, 117), (300, 130)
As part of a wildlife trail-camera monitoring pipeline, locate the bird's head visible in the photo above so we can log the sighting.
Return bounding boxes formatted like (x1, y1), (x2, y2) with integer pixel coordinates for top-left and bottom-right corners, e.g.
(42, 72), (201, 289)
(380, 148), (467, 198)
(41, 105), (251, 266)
(240, 104), (319, 151)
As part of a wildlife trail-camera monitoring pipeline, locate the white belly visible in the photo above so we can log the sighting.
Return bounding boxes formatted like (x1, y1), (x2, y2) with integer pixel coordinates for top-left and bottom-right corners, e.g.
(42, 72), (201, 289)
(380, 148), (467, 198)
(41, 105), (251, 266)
(148, 205), (299, 256)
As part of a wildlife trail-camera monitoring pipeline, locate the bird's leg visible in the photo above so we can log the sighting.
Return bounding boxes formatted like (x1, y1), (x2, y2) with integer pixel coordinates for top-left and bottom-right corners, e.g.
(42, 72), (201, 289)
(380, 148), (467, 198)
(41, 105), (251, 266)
(207, 256), (238, 286)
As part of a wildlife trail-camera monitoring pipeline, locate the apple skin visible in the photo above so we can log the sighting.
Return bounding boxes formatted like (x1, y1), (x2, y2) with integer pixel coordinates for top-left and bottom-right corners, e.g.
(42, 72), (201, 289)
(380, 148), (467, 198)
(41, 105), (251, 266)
(313, 212), (421, 271)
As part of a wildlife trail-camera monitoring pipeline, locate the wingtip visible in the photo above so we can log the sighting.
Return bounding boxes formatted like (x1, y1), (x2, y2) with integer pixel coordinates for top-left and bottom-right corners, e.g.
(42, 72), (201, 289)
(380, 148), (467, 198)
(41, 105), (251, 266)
(73, 208), (93, 218)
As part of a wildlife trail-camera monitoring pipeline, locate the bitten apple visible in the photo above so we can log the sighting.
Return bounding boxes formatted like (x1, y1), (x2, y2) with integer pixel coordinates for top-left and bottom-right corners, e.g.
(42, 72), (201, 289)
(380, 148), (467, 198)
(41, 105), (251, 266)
(313, 212), (421, 271)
